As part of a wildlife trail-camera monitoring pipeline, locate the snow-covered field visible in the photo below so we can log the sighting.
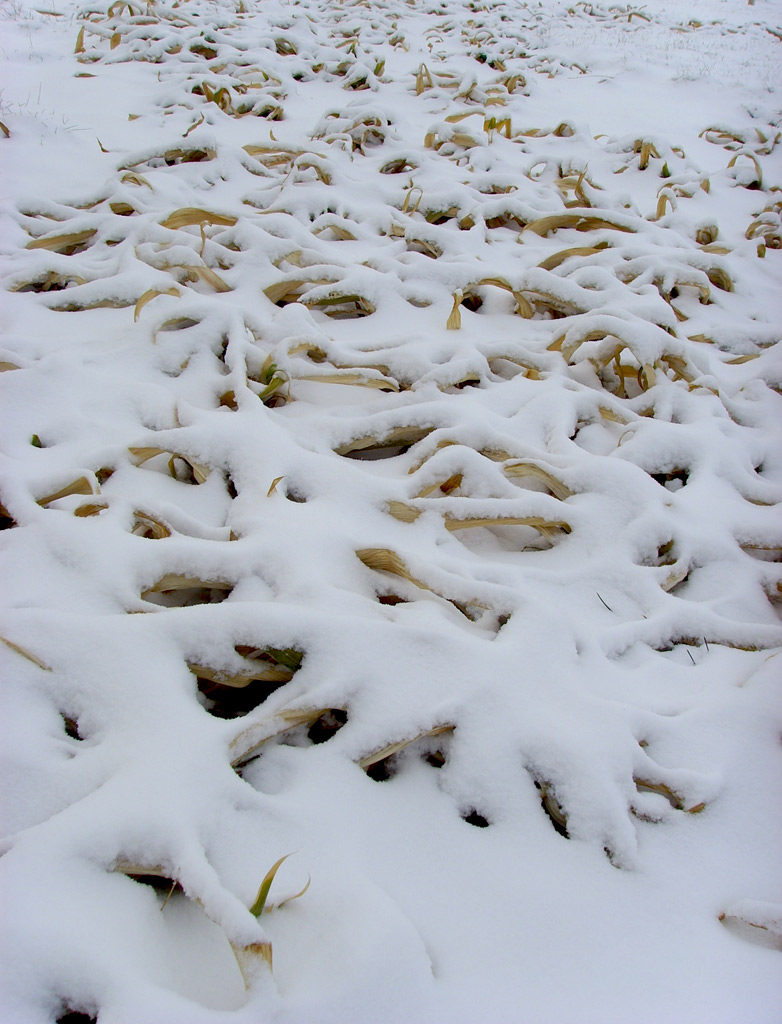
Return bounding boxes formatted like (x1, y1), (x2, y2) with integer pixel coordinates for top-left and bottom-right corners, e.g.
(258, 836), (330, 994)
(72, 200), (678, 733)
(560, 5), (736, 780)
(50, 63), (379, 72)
(1, 0), (781, 1020)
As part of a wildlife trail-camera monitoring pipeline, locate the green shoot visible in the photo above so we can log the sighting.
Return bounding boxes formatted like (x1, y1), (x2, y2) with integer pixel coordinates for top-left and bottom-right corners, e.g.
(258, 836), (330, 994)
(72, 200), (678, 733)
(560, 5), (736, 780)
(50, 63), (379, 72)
(249, 854), (291, 917)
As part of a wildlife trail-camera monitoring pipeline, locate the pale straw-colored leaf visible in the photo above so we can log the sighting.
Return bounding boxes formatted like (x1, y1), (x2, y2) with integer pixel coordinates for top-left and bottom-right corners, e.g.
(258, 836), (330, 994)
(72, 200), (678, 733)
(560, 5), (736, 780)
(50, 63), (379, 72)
(134, 287), (180, 321)
(37, 475), (95, 506)
(0, 635), (51, 671)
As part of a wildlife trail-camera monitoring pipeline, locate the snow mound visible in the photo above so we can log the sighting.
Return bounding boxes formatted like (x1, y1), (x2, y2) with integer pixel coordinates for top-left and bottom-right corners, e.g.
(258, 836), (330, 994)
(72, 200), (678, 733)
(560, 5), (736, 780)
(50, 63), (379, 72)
(1, 0), (781, 1021)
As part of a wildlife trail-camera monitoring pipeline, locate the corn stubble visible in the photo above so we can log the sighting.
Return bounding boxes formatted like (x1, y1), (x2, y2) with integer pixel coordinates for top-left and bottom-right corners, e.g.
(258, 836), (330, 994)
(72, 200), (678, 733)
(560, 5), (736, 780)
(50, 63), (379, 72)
(2, 0), (780, 1015)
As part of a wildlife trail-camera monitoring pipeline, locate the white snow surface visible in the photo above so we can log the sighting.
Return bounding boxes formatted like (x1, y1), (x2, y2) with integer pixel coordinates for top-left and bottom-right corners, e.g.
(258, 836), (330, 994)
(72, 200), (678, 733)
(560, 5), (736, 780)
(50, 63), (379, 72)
(0, 0), (781, 1020)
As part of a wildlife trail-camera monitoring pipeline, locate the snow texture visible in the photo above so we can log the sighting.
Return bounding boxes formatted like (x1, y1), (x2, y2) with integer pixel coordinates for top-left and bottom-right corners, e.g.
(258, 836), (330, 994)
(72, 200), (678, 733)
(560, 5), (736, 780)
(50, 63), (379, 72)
(1, 0), (781, 1020)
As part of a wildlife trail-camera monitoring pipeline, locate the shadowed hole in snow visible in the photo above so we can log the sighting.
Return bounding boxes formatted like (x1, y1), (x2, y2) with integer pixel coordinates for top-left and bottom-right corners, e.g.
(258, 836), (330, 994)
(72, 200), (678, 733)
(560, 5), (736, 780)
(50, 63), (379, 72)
(650, 468), (689, 491)
(57, 1012), (97, 1024)
(125, 872), (183, 898)
(272, 709), (350, 752)
(461, 809), (491, 828)
(363, 729), (453, 781)
(308, 708), (349, 743)
(343, 443), (414, 461)
(191, 647), (304, 717)
(141, 581), (234, 608)
(365, 753), (398, 781)
(61, 713), (83, 740)
(424, 747), (447, 768)
(0, 502), (16, 530)
(196, 675), (291, 718)
(233, 710), (350, 780)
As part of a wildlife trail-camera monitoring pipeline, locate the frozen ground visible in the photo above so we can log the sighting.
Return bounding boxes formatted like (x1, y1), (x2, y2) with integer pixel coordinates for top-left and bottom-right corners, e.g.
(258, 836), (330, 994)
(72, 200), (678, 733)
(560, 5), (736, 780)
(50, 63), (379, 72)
(0, 0), (781, 1021)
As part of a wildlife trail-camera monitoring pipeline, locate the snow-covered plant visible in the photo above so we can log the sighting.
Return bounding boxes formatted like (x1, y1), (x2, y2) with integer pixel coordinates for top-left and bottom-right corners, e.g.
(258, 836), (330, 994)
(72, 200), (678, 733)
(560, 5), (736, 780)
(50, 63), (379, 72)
(1, 0), (780, 1020)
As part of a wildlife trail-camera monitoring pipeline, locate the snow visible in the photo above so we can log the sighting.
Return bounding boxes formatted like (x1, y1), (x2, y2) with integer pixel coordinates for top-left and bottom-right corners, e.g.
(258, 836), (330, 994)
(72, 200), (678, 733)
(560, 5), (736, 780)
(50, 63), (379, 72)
(1, 0), (781, 1020)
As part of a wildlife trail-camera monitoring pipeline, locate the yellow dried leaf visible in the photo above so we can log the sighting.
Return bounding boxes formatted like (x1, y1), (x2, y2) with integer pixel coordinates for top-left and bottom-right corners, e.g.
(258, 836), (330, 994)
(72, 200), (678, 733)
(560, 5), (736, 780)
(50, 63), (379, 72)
(161, 208), (237, 230)
(134, 287), (180, 321)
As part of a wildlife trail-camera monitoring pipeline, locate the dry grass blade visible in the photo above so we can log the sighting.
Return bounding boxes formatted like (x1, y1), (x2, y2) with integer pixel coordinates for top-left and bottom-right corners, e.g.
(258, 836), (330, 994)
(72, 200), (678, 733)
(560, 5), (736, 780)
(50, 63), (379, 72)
(335, 425), (432, 456)
(13, 271), (88, 294)
(142, 574), (233, 597)
(523, 213), (634, 236)
(476, 277), (534, 318)
(415, 62), (433, 94)
(415, 472), (463, 498)
(26, 229), (96, 254)
(0, 634), (52, 671)
(273, 875), (311, 911)
(633, 777), (699, 811)
(537, 243), (608, 271)
(263, 278), (316, 305)
(160, 208), (238, 229)
(386, 501), (571, 535)
(183, 114), (205, 138)
(695, 224), (718, 245)
(718, 904), (782, 943)
(484, 116), (512, 138)
(660, 354), (698, 386)
(727, 151), (763, 186)
(187, 659), (294, 687)
(358, 724), (455, 769)
(402, 187), (423, 214)
(121, 147), (216, 170)
(295, 156), (330, 184)
(110, 201), (135, 216)
(654, 193), (674, 220)
(232, 941), (273, 984)
(128, 446), (210, 484)
(74, 502), (109, 517)
(312, 222), (354, 240)
(113, 860), (169, 880)
(37, 475), (95, 507)
(724, 353), (760, 365)
(121, 171), (153, 189)
(303, 293), (375, 317)
(178, 265), (231, 292)
(445, 110), (483, 124)
(660, 561), (690, 592)
(446, 292), (462, 330)
(131, 512), (171, 538)
(444, 511), (570, 535)
(298, 371), (398, 391)
(502, 462), (572, 499)
(355, 547), (429, 590)
(242, 144), (302, 168)
(550, 327), (614, 361)
(229, 706), (343, 766)
(636, 140), (660, 170)
(134, 287), (179, 321)
(705, 267), (733, 293)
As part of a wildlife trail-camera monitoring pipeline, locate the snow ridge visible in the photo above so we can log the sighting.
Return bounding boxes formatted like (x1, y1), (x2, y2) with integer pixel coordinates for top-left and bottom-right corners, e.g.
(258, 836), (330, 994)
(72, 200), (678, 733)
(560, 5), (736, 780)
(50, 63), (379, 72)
(1, 0), (781, 1021)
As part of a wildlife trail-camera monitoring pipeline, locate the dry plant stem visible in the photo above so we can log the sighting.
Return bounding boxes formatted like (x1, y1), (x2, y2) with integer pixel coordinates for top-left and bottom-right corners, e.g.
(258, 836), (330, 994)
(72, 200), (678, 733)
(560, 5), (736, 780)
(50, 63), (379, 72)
(231, 941), (273, 985)
(386, 501), (571, 535)
(358, 725), (455, 769)
(0, 635), (52, 671)
(229, 707), (343, 766)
